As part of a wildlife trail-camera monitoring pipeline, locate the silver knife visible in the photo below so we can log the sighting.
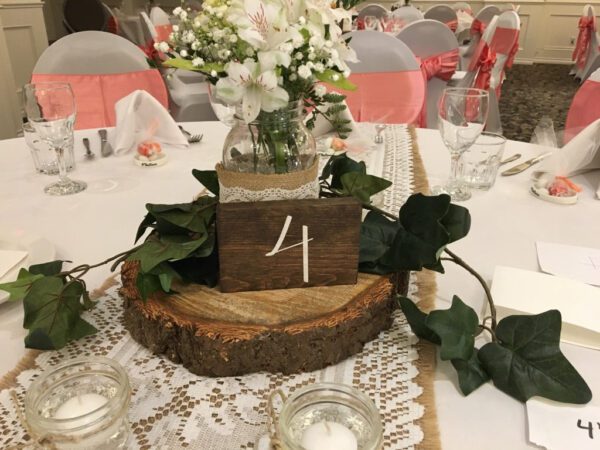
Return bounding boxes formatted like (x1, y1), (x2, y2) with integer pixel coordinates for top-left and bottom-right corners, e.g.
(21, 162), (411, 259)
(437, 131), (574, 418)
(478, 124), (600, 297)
(499, 153), (521, 166)
(98, 129), (113, 157)
(501, 152), (552, 176)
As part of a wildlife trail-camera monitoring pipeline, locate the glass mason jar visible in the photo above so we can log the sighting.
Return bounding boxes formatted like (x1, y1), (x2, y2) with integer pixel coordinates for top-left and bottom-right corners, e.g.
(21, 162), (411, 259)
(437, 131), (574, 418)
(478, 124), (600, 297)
(277, 383), (383, 450)
(24, 357), (131, 450)
(222, 101), (317, 174)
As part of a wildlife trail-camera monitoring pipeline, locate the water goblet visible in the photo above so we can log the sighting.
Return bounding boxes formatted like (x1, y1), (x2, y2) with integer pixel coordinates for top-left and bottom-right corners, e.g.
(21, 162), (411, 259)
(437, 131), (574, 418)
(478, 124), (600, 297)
(23, 82), (86, 196)
(432, 87), (489, 202)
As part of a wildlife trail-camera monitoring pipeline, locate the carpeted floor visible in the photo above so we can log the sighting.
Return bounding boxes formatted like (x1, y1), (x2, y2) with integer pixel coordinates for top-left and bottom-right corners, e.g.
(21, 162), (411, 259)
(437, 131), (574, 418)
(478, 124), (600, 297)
(499, 63), (580, 142)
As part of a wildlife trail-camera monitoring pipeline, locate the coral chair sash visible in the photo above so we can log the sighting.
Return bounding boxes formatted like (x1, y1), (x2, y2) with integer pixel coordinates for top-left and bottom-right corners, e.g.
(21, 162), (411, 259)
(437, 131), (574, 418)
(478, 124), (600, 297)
(572, 17), (596, 69)
(468, 40), (497, 91)
(470, 18), (486, 36)
(31, 70), (168, 130)
(446, 19), (458, 32)
(565, 78), (600, 143)
(491, 27), (520, 68)
(155, 24), (173, 42)
(345, 71), (425, 124)
(419, 49), (460, 81)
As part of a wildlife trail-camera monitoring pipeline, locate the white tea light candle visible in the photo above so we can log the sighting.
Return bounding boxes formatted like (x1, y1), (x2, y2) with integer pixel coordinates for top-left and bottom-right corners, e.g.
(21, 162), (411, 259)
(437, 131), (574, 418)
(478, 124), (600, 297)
(301, 421), (358, 450)
(54, 393), (108, 425)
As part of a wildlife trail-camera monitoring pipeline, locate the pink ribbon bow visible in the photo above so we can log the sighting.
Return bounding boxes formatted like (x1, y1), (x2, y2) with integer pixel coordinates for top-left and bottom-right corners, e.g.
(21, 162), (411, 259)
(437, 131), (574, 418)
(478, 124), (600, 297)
(417, 49), (459, 126)
(446, 19), (458, 32)
(470, 18), (486, 36)
(473, 44), (497, 91)
(573, 17), (596, 69)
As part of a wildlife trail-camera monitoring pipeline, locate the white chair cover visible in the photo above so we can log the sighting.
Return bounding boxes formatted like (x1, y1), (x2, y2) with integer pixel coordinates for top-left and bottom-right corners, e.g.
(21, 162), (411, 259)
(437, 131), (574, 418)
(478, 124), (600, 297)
(390, 6), (424, 27)
(459, 5), (500, 69)
(453, 2), (472, 13)
(424, 5), (458, 29)
(397, 19), (459, 128)
(578, 5), (600, 81)
(33, 31), (149, 74)
(140, 11), (157, 41)
(149, 6), (171, 26)
(347, 31), (420, 72)
(357, 4), (389, 20)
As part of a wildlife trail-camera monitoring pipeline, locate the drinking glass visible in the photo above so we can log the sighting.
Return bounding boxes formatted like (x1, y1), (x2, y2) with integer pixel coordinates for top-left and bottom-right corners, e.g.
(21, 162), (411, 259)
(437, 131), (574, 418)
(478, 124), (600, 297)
(461, 132), (506, 190)
(208, 83), (236, 127)
(23, 83), (86, 195)
(432, 88), (489, 201)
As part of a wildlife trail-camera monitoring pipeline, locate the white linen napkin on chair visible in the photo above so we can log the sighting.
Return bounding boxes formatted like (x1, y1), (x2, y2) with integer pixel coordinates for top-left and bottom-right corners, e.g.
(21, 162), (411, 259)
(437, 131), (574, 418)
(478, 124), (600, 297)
(537, 118), (600, 199)
(113, 90), (189, 155)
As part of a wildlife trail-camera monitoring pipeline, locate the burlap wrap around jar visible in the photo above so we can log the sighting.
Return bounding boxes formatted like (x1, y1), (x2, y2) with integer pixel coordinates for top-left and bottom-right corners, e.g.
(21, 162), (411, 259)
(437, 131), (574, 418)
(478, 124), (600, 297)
(216, 160), (320, 203)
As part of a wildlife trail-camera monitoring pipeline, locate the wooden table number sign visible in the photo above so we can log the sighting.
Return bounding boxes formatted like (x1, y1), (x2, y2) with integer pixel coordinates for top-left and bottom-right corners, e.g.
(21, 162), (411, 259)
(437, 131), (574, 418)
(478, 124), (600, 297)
(217, 197), (362, 293)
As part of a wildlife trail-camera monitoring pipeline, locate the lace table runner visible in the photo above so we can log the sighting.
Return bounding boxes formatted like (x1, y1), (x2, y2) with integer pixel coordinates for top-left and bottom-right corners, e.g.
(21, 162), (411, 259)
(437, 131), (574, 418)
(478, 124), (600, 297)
(0, 125), (439, 450)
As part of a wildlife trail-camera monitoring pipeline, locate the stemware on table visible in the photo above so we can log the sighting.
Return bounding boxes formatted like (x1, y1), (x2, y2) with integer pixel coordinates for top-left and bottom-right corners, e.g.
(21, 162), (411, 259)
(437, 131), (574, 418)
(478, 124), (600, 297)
(207, 83), (236, 128)
(432, 87), (489, 201)
(23, 82), (86, 196)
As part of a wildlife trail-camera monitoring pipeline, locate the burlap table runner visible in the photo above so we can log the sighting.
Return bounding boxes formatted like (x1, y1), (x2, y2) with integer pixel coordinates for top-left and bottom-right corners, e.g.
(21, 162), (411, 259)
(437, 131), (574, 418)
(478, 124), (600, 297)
(0, 124), (439, 449)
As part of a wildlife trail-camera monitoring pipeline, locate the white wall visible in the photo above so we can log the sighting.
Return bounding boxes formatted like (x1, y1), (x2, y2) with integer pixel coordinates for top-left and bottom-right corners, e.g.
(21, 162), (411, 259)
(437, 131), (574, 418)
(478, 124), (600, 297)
(365, 0), (600, 64)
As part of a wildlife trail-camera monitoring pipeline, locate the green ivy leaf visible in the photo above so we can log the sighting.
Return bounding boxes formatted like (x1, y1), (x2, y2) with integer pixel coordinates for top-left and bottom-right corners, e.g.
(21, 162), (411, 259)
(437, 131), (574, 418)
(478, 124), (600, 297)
(398, 296), (441, 345)
(0, 268), (44, 301)
(451, 350), (491, 395)
(192, 169), (220, 196)
(358, 212), (401, 265)
(425, 296), (478, 361)
(320, 153), (366, 189)
(440, 204), (471, 244)
(340, 172), (392, 204)
(29, 260), (65, 276)
(315, 70), (357, 91)
(478, 310), (592, 404)
(128, 234), (208, 273)
(23, 277), (97, 350)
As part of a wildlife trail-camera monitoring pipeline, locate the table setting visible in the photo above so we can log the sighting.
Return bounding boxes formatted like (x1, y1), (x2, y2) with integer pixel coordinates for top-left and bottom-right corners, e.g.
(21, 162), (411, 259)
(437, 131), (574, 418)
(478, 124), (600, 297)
(2, 0), (600, 449)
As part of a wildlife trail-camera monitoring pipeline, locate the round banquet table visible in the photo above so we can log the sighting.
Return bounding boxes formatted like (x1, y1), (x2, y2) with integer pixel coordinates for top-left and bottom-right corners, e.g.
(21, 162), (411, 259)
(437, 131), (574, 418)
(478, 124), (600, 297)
(0, 123), (599, 449)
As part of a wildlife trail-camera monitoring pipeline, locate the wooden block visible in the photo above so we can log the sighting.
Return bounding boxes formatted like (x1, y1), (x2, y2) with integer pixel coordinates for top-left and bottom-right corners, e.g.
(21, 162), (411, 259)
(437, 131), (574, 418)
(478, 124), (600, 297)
(217, 197), (362, 293)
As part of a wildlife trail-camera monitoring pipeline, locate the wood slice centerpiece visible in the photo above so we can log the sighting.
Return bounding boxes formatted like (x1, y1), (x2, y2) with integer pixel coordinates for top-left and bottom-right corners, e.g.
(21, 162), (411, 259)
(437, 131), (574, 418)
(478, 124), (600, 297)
(121, 263), (408, 377)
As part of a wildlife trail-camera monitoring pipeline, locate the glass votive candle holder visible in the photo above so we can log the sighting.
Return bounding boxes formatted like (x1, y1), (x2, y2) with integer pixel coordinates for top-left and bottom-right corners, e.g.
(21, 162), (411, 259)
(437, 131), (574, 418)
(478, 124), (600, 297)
(277, 383), (383, 450)
(23, 121), (75, 175)
(24, 357), (131, 450)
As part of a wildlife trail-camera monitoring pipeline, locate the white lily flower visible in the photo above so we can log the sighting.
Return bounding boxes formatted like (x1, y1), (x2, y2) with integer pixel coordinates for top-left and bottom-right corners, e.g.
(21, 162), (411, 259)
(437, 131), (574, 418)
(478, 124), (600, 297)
(216, 59), (289, 123)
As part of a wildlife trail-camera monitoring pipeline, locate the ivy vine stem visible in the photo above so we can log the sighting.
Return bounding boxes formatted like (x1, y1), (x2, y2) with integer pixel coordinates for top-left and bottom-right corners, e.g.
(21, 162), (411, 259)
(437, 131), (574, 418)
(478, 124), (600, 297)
(441, 249), (497, 330)
(59, 246), (142, 280)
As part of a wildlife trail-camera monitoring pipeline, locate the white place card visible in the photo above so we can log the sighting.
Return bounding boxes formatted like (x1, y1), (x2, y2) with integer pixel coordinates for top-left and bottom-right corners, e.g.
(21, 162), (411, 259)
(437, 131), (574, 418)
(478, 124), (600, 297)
(490, 266), (600, 350)
(527, 397), (600, 450)
(0, 249), (27, 279)
(537, 241), (600, 287)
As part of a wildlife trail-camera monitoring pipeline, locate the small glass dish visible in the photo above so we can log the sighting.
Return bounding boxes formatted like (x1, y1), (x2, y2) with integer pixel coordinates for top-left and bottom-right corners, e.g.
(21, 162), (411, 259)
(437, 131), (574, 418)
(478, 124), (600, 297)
(25, 357), (131, 450)
(277, 383), (383, 450)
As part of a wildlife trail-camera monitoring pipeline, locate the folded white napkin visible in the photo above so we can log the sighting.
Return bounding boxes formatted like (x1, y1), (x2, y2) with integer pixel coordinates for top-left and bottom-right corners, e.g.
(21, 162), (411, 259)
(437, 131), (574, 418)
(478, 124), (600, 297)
(537, 118), (600, 199)
(114, 90), (189, 155)
(0, 249), (27, 279)
(309, 99), (357, 138)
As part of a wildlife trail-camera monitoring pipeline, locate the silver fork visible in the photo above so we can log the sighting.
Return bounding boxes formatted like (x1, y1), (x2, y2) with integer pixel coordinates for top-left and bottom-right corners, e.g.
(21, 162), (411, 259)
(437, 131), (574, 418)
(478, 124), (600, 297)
(179, 125), (203, 144)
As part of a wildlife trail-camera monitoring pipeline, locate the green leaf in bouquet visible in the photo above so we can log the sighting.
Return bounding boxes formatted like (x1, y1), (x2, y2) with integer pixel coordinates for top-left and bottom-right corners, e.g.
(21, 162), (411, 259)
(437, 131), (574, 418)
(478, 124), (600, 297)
(0, 268), (44, 301)
(316, 70), (357, 91)
(340, 172), (392, 203)
(128, 234), (208, 273)
(451, 350), (491, 396)
(359, 211), (401, 264)
(478, 310), (592, 404)
(192, 169), (220, 196)
(398, 296), (441, 345)
(320, 153), (366, 187)
(163, 59), (224, 75)
(322, 92), (346, 103)
(425, 296), (478, 361)
(29, 260), (65, 276)
(23, 277), (97, 350)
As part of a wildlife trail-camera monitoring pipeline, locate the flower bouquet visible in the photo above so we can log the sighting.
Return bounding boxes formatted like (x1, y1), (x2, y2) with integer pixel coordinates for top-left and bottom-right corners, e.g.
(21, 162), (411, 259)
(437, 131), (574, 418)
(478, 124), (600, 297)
(156, 0), (359, 185)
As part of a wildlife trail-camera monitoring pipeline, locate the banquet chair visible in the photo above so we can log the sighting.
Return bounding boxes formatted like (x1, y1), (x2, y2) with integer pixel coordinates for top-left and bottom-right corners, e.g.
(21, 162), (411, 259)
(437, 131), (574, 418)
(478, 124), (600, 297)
(453, 2), (472, 14)
(150, 6), (171, 26)
(31, 31), (168, 130)
(102, 3), (119, 35)
(459, 5), (500, 70)
(390, 6), (424, 29)
(572, 5), (599, 81)
(344, 31), (426, 124)
(357, 4), (389, 30)
(397, 20), (459, 128)
(63, 0), (107, 33)
(138, 12), (215, 122)
(564, 68), (600, 143)
(424, 5), (459, 32)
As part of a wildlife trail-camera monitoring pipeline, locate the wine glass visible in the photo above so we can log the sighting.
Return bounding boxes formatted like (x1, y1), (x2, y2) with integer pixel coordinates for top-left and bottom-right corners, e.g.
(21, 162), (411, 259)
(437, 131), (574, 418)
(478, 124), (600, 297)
(207, 83), (236, 127)
(23, 83), (86, 196)
(432, 88), (489, 202)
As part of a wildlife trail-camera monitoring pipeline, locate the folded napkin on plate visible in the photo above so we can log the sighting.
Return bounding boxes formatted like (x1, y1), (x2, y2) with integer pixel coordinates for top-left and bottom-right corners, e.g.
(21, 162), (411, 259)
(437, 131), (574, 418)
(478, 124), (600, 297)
(535, 118), (600, 199)
(114, 90), (189, 155)
(0, 249), (27, 279)
(309, 99), (357, 138)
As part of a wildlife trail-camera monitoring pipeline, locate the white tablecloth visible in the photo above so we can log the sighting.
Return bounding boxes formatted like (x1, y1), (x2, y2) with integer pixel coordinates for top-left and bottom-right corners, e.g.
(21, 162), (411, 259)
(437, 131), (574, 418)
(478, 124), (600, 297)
(0, 123), (599, 449)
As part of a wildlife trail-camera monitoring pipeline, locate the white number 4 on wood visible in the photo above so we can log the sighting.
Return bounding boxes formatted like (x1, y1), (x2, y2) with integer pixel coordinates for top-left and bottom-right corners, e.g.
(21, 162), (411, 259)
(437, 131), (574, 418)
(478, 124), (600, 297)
(265, 215), (313, 283)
